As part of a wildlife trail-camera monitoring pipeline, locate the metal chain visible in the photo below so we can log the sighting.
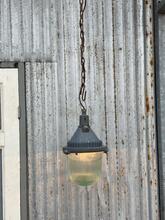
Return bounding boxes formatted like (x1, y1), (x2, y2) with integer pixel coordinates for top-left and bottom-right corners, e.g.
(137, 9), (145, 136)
(79, 0), (87, 112)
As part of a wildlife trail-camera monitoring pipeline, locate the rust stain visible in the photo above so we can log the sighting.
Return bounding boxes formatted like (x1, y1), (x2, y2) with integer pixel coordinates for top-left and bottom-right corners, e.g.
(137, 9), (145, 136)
(148, 154), (151, 160)
(141, 178), (143, 187)
(148, 145), (151, 160)
(50, 190), (53, 196)
(146, 96), (150, 113)
(150, 58), (153, 66)
(119, 166), (125, 177)
(150, 39), (152, 45)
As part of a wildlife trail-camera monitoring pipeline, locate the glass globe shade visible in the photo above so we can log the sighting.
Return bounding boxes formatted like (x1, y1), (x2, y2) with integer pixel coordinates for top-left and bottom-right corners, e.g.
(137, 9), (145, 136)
(68, 152), (102, 186)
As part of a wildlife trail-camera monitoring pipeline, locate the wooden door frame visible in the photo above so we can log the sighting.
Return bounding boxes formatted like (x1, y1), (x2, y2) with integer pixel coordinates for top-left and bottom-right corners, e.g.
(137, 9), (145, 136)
(0, 62), (29, 220)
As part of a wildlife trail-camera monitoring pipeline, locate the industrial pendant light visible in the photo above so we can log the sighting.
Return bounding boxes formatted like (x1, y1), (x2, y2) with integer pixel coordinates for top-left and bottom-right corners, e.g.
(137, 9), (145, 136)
(63, 0), (108, 186)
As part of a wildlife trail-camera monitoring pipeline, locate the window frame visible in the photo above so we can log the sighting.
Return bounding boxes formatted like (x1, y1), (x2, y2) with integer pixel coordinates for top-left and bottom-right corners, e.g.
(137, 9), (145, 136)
(0, 62), (29, 220)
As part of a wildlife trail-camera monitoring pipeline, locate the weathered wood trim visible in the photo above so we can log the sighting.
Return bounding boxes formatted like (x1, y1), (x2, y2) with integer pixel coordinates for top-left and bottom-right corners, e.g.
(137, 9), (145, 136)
(18, 63), (29, 220)
(0, 62), (18, 68)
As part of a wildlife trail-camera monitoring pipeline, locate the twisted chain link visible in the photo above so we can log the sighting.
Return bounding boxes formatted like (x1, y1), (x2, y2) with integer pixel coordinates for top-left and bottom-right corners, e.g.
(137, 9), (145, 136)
(79, 0), (87, 112)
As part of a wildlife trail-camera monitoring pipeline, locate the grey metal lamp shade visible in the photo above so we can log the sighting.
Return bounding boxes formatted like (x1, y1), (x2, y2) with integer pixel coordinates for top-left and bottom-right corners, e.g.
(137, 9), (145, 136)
(63, 111), (108, 154)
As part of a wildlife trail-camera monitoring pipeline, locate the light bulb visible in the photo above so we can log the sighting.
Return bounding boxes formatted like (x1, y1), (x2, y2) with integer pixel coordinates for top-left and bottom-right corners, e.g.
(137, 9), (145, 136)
(68, 152), (102, 186)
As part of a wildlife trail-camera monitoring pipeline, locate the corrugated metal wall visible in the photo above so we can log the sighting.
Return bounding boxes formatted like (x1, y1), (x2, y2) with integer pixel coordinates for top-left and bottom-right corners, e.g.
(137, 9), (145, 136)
(0, 0), (159, 219)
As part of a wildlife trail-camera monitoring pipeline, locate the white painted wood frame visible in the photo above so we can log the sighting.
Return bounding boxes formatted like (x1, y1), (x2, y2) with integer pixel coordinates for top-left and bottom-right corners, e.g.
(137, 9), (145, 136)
(0, 68), (20, 220)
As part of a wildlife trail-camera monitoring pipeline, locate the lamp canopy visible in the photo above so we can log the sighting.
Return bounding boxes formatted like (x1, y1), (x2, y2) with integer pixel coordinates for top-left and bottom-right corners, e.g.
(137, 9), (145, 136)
(63, 110), (108, 154)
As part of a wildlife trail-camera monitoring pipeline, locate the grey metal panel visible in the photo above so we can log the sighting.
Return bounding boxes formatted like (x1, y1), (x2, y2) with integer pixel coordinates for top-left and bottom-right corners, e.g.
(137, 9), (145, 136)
(156, 0), (165, 217)
(158, 0), (165, 14)
(154, 1), (162, 219)
(0, 0), (160, 219)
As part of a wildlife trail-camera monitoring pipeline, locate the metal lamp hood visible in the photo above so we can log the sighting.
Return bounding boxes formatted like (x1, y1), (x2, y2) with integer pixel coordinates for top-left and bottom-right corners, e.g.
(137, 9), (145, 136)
(63, 110), (108, 154)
